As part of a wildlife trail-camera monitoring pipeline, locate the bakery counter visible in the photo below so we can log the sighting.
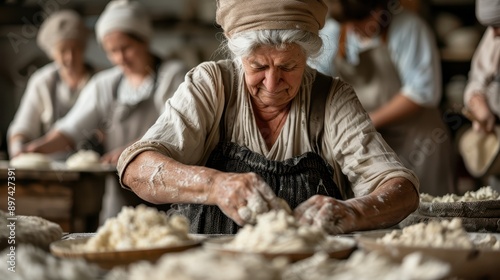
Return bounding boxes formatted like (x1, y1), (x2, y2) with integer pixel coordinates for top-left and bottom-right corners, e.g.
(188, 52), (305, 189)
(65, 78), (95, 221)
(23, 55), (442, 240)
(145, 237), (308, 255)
(0, 160), (116, 232)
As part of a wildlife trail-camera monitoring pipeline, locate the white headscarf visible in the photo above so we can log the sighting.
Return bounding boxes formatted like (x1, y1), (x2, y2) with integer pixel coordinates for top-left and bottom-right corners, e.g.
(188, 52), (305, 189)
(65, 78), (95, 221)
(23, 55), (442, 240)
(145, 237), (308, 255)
(37, 10), (88, 57)
(216, 0), (327, 37)
(476, 0), (500, 27)
(95, 0), (152, 43)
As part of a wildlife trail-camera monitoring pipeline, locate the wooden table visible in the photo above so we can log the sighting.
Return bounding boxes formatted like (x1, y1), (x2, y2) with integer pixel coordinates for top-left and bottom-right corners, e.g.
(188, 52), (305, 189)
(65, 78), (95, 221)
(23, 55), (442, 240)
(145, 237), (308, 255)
(0, 160), (116, 232)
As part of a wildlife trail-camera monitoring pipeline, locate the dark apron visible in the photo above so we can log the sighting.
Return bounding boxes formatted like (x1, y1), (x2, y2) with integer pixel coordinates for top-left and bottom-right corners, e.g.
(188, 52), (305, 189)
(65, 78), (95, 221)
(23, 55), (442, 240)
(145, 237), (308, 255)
(177, 72), (343, 234)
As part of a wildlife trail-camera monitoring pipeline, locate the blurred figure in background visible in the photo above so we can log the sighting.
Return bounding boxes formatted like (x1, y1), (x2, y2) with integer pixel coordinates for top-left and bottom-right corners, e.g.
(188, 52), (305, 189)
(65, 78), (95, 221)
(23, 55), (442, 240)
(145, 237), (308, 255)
(463, 0), (500, 133)
(7, 10), (94, 160)
(309, 0), (456, 196)
(22, 0), (189, 223)
(461, 0), (500, 191)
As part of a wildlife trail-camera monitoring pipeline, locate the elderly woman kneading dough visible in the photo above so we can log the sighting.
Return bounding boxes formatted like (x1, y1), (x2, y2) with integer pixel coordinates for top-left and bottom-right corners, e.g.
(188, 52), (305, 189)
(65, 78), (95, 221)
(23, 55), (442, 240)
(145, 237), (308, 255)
(118, 0), (420, 234)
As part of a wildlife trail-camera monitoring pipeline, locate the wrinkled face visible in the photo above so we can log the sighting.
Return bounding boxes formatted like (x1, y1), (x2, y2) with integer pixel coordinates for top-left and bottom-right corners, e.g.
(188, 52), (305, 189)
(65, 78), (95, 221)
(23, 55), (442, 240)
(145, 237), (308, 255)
(51, 39), (85, 73)
(242, 44), (306, 108)
(102, 31), (150, 75)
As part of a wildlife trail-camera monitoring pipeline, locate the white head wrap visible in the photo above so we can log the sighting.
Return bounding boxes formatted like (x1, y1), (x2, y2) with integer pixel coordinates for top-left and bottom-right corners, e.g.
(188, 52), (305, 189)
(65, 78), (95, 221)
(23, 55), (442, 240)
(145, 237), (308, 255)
(476, 0), (500, 27)
(95, 0), (152, 43)
(36, 10), (88, 57)
(216, 0), (327, 37)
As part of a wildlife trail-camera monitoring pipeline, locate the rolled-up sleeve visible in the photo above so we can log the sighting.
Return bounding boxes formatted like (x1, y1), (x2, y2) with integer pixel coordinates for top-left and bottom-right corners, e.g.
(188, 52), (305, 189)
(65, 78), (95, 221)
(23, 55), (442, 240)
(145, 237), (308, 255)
(323, 79), (419, 197)
(117, 62), (226, 186)
(389, 14), (442, 107)
(464, 27), (500, 107)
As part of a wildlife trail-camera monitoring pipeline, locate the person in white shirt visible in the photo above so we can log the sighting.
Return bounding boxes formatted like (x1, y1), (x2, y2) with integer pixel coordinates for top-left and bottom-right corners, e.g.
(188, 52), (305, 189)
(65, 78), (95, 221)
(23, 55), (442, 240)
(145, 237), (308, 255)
(8, 10), (93, 159)
(463, 0), (500, 133)
(461, 0), (500, 191)
(23, 0), (188, 222)
(309, 0), (455, 196)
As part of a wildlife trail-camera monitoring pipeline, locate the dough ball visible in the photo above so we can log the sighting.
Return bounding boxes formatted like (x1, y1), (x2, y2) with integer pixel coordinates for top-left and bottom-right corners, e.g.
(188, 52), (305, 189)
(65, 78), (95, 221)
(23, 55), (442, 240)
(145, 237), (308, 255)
(0, 210), (63, 251)
(66, 150), (100, 170)
(10, 153), (52, 169)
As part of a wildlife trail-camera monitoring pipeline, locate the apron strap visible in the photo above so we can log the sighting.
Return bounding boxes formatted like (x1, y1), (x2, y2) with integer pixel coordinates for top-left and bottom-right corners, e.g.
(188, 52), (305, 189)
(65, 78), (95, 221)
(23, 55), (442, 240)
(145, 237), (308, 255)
(309, 72), (332, 154)
(309, 73), (352, 198)
(49, 70), (61, 124)
(338, 25), (348, 60)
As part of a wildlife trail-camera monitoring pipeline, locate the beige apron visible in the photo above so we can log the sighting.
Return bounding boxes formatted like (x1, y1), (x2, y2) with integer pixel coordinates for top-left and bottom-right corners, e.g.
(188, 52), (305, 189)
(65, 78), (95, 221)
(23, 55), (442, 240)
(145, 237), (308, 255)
(334, 26), (455, 196)
(99, 58), (170, 223)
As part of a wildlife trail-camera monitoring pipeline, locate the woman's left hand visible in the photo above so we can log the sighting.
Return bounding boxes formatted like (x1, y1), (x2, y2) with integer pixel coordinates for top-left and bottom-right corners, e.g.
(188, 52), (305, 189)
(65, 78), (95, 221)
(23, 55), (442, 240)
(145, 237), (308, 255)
(294, 195), (357, 234)
(101, 147), (125, 165)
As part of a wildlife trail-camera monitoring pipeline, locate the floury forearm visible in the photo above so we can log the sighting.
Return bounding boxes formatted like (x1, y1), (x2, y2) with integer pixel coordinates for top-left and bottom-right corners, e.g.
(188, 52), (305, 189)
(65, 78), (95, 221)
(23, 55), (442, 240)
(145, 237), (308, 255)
(344, 177), (419, 232)
(122, 151), (215, 205)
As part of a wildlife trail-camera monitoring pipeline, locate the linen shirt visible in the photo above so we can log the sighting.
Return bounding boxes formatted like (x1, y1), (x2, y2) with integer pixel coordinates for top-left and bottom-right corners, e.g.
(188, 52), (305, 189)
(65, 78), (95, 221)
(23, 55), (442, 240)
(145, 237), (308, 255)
(8, 62), (89, 141)
(310, 10), (441, 107)
(464, 27), (500, 115)
(54, 59), (187, 150)
(118, 60), (419, 198)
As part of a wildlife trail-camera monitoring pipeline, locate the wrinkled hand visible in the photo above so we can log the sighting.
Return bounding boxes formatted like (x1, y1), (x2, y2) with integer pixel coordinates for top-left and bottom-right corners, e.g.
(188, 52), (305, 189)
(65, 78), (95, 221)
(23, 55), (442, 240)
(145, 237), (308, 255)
(294, 195), (357, 235)
(208, 172), (283, 226)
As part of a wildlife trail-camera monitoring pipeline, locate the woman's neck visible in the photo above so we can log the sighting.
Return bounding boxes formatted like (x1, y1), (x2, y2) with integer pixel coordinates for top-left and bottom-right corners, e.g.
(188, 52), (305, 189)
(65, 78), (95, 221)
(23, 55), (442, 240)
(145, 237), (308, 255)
(252, 102), (291, 149)
(59, 64), (87, 91)
(126, 54), (155, 88)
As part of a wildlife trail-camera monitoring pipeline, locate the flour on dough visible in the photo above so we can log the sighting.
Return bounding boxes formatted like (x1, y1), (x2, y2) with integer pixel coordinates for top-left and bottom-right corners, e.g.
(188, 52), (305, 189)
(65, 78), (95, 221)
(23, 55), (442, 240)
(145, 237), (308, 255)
(0, 244), (100, 280)
(283, 250), (450, 280)
(0, 210), (63, 251)
(10, 153), (52, 169)
(66, 150), (100, 170)
(106, 249), (285, 280)
(226, 209), (348, 254)
(378, 218), (500, 249)
(75, 205), (192, 252)
(420, 186), (500, 202)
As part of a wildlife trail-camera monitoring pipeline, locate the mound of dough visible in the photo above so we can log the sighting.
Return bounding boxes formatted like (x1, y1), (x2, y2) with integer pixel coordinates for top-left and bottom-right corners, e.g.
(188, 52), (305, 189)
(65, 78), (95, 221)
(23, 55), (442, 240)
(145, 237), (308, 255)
(10, 153), (52, 169)
(106, 249), (284, 280)
(0, 244), (100, 280)
(283, 250), (450, 280)
(66, 150), (100, 170)
(379, 218), (499, 249)
(420, 186), (500, 203)
(226, 209), (328, 253)
(0, 210), (63, 251)
(77, 205), (192, 252)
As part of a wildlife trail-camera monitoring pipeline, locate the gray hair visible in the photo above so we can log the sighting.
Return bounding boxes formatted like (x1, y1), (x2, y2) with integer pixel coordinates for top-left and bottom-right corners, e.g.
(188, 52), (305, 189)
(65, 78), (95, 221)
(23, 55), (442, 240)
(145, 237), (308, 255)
(219, 29), (323, 61)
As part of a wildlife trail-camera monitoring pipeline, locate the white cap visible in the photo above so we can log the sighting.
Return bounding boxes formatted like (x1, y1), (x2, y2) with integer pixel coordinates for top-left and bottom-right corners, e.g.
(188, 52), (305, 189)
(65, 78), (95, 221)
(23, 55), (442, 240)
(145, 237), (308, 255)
(476, 0), (500, 27)
(95, 0), (152, 43)
(37, 10), (88, 57)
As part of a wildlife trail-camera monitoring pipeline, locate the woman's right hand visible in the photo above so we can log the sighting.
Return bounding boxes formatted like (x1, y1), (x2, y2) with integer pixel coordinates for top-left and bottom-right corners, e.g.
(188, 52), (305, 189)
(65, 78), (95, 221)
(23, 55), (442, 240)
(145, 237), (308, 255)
(207, 172), (283, 226)
(467, 94), (496, 133)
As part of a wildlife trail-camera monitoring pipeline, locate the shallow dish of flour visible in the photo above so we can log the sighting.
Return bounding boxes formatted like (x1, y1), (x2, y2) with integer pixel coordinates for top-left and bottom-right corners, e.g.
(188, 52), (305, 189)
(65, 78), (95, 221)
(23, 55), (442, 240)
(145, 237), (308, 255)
(50, 237), (201, 269)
